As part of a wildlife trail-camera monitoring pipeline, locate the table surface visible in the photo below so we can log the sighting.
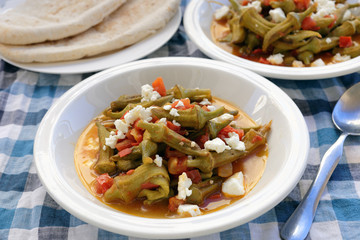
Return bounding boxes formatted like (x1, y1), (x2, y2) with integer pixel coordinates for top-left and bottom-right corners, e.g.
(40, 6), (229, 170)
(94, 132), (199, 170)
(1, 1), (360, 239)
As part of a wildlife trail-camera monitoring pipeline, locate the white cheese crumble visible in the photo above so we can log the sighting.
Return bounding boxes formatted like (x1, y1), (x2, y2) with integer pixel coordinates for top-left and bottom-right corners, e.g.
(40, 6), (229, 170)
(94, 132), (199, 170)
(154, 154), (163, 167)
(332, 53), (351, 63)
(169, 108), (180, 117)
(212, 113), (234, 123)
(124, 105), (152, 125)
(172, 120), (181, 127)
(141, 84), (161, 102)
(204, 138), (231, 153)
(191, 141), (196, 147)
(224, 132), (245, 151)
(267, 53), (284, 65)
(175, 100), (185, 108)
(207, 105), (217, 111)
(159, 117), (167, 124)
(326, 38), (332, 44)
(214, 5), (230, 20)
(199, 98), (211, 105)
(163, 104), (172, 110)
(343, 9), (352, 21)
(310, 58), (326, 67)
(243, 1), (262, 13)
(222, 171), (245, 197)
(176, 172), (193, 200)
(177, 204), (202, 217)
(312, 0), (336, 19)
(105, 132), (123, 149)
(102, 145), (107, 151)
(292, 60), (304, 67)
(269, 8), (286, 23)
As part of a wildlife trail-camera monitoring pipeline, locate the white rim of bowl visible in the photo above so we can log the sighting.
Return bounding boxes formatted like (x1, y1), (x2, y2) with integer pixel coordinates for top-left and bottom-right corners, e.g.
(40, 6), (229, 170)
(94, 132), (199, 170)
(184, 0), (360, 80)
(34, 57), (309, 239)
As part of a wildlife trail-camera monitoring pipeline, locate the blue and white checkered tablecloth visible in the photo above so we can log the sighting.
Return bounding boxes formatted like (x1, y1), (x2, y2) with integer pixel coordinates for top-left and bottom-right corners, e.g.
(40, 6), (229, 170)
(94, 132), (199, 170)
(1, 1), (360, 239)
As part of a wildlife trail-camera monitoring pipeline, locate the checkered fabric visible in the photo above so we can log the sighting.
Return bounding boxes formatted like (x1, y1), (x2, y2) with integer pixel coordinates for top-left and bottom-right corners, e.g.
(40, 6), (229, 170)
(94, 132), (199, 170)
(1, 1), (360, 239)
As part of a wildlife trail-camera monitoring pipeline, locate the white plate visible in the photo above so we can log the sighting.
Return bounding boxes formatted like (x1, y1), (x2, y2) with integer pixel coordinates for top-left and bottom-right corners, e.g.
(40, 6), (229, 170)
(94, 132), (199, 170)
(184, 0), (360, 80)
(34, 57), (309, 238)
(0, 4), (181, 74)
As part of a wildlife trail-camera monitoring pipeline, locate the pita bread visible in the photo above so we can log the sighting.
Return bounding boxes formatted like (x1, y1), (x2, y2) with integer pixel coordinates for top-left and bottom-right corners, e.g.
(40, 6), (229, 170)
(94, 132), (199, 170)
(0, 0), (127, 45)
(0, 0), (180, 63)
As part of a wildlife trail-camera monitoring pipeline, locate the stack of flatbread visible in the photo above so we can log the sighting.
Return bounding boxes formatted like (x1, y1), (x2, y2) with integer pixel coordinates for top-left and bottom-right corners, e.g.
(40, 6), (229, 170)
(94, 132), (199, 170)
(0, 0), (180, 63)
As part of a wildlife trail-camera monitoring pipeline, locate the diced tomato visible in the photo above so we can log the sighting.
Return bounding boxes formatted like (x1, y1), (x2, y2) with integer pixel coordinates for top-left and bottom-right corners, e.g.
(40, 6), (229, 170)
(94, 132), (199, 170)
(201, 105), (210, 111)
(126, 169), (135, 175)
(251, 135), (263, 143)
(118, 147), (133, 157)
(242, 0), (249, 6)
(339, 36), (352, 48)
(301, 16), (320, 31)
(259, 57), (270, 65)
(252, 48), (263, 55)
(195, 132), (209, 149)
(94, 173), (114, 195)
(165, 147), (187, 158)
(171, 98), (194, 110)
(152, 77), (167, 96)
(115, 139), (134, 152)
(168, 156), (188, 175)
(130, 128), (143, 143)
(294, 0), (310, 11)
(208, 193), (222, 200)
(185, 169), (202, 184)
(168, 196), (185, 212)
(141, 182), (160, 190)
(166, 120), (181, 133)
(217, 125), (244, 141)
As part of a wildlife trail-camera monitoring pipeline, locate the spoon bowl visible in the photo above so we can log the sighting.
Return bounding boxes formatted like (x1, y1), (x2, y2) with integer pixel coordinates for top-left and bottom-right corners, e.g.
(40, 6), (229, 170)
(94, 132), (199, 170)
(333, 83), (360, 135)
(281, 82), (360, 240)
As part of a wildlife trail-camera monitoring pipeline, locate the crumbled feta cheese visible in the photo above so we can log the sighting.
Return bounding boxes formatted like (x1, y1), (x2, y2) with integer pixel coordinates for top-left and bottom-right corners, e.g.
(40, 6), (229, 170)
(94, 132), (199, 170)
(169, 108), (180, 117)
(332, 53), (351, 63)
(141, 84), (161, 102)
(243, 1), (262, 13)
(172, 120), (181, 126)
(204, 138), (231, 153)
(190, 141), (196, 148)
(154, 154), (163, 167)
(310, 58), (325, 67)
(105, 134), (120, 149)
(225, 132), (246, 151)
(207, 105), (217, 111)
(292, 60), (305, 68)
(312, 0), (336, 19)
(176, 172), (192, 200)
(342, 9), (352, 21)
(177, 204), (202, 217)
(214, 5), (230, 20)
(159, 118), (167, 124)
(114, 119), (129, 134)
(102, 145), (107, 151)
(326, 38), (332, 44)
(199, 98), (211, 105)
(163, 104), (172, 110)
(175, 100), (185, 108)
(222, 171), (245, 197)
(124, 105), (152, 125)
(212, 113), (234, 123)
(269, 8), (286, 23)
(267, 53), (284, 65)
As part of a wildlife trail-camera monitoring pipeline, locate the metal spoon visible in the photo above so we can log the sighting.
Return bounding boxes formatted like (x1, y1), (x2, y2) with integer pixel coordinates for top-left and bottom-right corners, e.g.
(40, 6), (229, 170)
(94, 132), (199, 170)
(281, 82), (360, 240)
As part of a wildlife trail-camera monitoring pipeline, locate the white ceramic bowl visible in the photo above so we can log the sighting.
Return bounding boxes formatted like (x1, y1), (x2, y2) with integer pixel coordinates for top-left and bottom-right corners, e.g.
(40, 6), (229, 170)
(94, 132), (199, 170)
(34, 57), (309, 239)
(184, 0), (360, 80)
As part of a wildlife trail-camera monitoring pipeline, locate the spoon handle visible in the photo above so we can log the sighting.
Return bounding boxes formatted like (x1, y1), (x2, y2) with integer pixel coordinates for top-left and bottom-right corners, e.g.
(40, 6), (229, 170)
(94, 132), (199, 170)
(281, 132), (348, 240)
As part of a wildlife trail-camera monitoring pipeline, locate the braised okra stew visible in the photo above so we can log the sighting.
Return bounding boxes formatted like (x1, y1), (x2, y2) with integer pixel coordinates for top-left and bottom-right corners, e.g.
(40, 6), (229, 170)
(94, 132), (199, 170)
(75, 77), (271, 218)
(212, 0), (360, 67)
